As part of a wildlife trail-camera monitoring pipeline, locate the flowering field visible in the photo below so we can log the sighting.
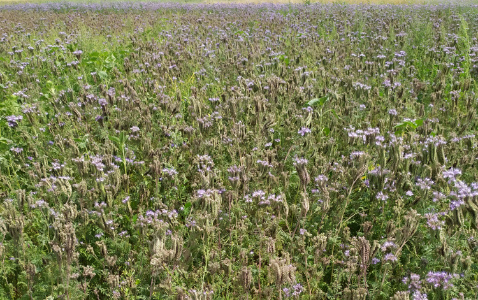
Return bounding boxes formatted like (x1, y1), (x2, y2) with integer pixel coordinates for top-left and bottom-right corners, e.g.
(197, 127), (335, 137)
(1, 2), (478, 299)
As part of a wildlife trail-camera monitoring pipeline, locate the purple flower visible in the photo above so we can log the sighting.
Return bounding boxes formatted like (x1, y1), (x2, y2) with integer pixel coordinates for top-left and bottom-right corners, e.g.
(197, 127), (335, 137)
(424, 213), (444, 230)
(98, 98), (108, 106)
(298, 127), (311, 136)
(350, 151), (365, 159)
(5, 115), (23, 127)
(162, 167), (178, 177)
(376, 191), (389, 201)
(283, 288), (290, 298)
(416, 178), (434, 190)
(130, 126), (140, 133)
(413, 291), (428, 300)
(403, 273), (422, 292)
(10, 147), (23, 154)
(292, 283), (304, 296)
(426, 271), (457, 290)
(384, 253), (398, 262)
(381, 241), (397, 251)
(443, 168), (461, 183)
(293, 157), (308, 166)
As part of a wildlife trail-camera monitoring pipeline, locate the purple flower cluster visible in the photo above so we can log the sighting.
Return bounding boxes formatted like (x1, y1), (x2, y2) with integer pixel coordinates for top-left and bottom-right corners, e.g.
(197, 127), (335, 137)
(5, 115), (23, 127)
(425, 271), (459, 290)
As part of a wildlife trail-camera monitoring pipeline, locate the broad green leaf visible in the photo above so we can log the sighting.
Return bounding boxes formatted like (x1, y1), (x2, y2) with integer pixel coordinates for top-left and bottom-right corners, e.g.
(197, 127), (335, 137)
(98, 70), (108, 80)
(109, 135), (120, 143)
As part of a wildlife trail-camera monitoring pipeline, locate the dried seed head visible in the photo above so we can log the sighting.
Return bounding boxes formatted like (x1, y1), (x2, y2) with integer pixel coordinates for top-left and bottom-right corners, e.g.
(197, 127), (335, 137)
(269, 258), (282, 286)
(96, 241), (108, 257)
(239, 266), (253, 290)
(353, 237), (371, 267)
(265, 237), (276, 254)
(390, 291), (409, 300)
(401, 209), (420, 243)
(300, 191), (309, 217)
(362, 221), (373, 236)
(343, 288), (353, 300)
(354, 288), (368, 300)
(83, 265), (95, 278)
(106, 255), (117, 267)
(208, 262), (220, 275)
(26, 263), (36, 281)
(107, 274), (120, 289)
(17, 189), (26, 208)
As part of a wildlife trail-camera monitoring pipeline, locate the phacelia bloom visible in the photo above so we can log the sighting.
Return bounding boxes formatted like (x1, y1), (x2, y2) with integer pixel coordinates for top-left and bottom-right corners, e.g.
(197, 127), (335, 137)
(6, 115), (23, 127)
(98, 98), (108, 106)
(10, 147), (23, 154)
(424, 213), (445, 230)
(130, 126), (140, 133)
(376, 191), (389, 201)
(298, 127), (311, 136)
(403, 273), (422, 291)
(413, 291), (428, 300)
(425, 271), (458, 290)
(162, 167), (178, 177)
(350, 151), (366, 159)
(283, 288), (290, 298)
(293, 157), (308, 166)
(384, 253), (398, 262)
(381, 241), (397, 251)
(292, 283), (304, 296)
(416, 178), (434, 190)
(443, 168), (461, 182)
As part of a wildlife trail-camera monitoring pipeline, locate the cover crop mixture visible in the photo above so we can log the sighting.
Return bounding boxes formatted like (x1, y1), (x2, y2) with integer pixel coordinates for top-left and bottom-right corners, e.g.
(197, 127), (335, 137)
(0, 2), (478, 299)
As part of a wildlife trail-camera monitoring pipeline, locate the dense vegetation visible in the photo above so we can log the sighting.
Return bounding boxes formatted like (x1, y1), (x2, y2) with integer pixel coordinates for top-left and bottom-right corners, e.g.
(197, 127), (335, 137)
(0, 2), (478, 299)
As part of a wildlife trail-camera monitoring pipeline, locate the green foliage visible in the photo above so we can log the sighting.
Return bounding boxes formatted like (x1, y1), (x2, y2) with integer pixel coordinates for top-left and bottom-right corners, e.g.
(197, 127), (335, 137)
(0, 2), (477, 300)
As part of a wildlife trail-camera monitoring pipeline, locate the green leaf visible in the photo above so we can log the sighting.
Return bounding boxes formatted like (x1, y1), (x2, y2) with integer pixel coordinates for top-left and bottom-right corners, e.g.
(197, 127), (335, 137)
(322, 127), (330, 136)
(414, 119), (424, 127)
(183, 202), (192, 215)
(307, 96), (328, 107)
(119, 131), (127, 144)
(330, 109), (341, 120)
(109, 135), (120, 143)
(98, 70), (108, 80)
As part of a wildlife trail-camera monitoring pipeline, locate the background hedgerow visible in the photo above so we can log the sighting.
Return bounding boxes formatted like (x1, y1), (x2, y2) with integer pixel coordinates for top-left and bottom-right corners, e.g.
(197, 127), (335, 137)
(0, 2), (478, 299)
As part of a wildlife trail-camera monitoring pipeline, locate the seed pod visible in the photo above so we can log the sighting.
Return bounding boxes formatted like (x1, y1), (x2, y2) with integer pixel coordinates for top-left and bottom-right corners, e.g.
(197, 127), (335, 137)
(401, 209), (420, 242)
(362, 221), (373, 236)
(452, 208), (464, 227)
(300, 191), (309, 217)
(239, 267), (253, 291)
(437, 144), (446, 165)
(465, 197), (478, 229)
(343, 288), (353, 300)
(266, 237), (276, 254)
(354, 288), (368, 300)
(390, 291), (410, 300)
(269, 258), (282, 286)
